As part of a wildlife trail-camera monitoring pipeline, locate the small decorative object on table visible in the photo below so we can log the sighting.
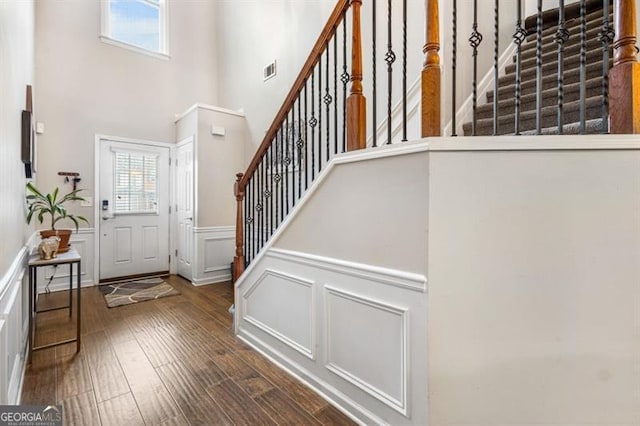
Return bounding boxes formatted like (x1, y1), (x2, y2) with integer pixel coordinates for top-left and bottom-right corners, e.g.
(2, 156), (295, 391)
(38, 236), (60, 260)
(25, 182), (89, 253)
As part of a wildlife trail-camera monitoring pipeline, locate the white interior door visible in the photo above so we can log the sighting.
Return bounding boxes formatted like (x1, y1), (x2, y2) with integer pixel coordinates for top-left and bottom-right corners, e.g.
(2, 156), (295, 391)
(175, 139), (194, 279)
(99, 139), (170, 280)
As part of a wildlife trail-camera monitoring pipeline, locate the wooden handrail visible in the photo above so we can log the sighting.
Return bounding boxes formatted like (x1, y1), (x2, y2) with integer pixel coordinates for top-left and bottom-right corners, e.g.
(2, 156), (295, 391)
(239, 0), (350, 189)
(610, 0), (640, 133)
(346, 0), (366, 150)
(421, 0), (441, 137)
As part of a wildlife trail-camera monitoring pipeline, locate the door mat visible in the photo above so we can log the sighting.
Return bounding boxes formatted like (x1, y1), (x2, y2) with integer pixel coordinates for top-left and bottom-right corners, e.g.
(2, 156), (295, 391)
(99, 277), (180, 308)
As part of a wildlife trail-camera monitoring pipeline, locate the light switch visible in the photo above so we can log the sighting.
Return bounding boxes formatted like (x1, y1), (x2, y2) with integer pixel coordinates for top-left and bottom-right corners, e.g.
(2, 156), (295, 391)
(36, 122), (45, 134)
(211, 125), (226, 136)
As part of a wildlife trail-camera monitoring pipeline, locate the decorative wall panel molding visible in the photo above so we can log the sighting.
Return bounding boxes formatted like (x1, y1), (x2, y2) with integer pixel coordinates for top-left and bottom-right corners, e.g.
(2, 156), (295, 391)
(325, 286), (408, 415)
(243, 269), (316, 359)
(268, 248), (427, 293)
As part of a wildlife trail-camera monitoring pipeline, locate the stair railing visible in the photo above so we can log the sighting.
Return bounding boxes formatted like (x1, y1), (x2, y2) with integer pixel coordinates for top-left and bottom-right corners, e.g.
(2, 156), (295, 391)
(234, 0), (355, 281)
(234, 0), (428, 281)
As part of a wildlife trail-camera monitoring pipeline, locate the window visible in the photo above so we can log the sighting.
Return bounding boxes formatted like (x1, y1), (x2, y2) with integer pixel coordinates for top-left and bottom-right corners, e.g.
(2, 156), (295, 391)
(113, 151), (159, 214)
(101, 0), (168, 58)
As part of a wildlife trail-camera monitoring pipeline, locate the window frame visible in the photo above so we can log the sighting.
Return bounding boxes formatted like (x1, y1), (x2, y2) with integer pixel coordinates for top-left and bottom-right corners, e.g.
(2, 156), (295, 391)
(100, 0), (170, 60)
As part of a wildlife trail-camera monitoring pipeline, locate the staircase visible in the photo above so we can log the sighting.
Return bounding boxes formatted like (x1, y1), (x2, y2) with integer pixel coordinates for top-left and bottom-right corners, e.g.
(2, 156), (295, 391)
(463, 4), (612, 135)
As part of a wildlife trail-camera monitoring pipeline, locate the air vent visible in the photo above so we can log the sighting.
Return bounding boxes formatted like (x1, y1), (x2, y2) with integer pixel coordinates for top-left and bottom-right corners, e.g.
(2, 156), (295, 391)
(263, 61), (277, 81)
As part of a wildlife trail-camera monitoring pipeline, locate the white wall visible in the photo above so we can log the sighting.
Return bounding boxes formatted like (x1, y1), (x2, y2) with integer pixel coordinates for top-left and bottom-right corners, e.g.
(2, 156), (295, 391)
(34, 0), (220, 227)
(0, 0), (34, 278)
(427, 136), (640, 425)
(235, 145), (430, 425)
(216, 0), (338, 151)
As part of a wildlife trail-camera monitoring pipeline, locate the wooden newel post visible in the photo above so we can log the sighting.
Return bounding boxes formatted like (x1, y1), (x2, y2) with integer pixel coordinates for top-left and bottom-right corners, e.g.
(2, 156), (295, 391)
(346, 0), (366, 151)
(610, 0), (640, 133)
(233, 173), (245, 282)
(421, 0), (441, 137)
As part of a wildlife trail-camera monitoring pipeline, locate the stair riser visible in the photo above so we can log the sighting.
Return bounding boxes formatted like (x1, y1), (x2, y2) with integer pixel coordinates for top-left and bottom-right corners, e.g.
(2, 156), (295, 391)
(477, 86), (604, 120)
(506, 48), (606, 82)
(511, 41), (609, 73)
(493, 60), (609, 98)
(524, 10), (611, 43)
(520, 22), (609, 57)
(518, 36), (602, 63)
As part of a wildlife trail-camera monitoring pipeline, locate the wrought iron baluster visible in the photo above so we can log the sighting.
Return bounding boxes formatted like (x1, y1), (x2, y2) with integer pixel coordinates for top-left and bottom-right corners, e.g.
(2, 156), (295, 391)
(279, 125), (285, 223)
(385, 0), (396, 144)
(535, 0), (543, 134)
(402, 0), (407, 141)
(297, 96), (303, 199)
(268, 145), (273, 243)
(324, 47), (332, 162)
(513, 0), (526, 135)
(259, 160), (264, 252)
(310, 71), (316, 181)
(342, 14), (349, 152)
(249, 176), (254, 263)
(599, 0), (614, 133)
(372, 0), (377, 147)
(469, 0), (482, 136)
(555, 0), (569, 134)
(318, 56), (323, 171)
(334, 32), (338, 155)
(304, 82), (310, 189)
(291, 102), (296, 205)
(274, 131), (281, 228)
(452, 0), (458, 136)
(493, 0), (499, 135)
(285, 115), (290, 216)
(579, 0), (587, 133)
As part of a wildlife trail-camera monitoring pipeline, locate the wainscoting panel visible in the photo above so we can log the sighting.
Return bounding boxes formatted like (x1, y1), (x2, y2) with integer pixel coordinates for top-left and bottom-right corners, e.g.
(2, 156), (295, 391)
(0, 245), (29, 405)
(192, 226), (234, 285)
(325, 286), (407, 414)
(36, 229), (95, 292)
(243, 269), (315, 359)
(0, 318), (6, 404)
(235, 248), (428, 425)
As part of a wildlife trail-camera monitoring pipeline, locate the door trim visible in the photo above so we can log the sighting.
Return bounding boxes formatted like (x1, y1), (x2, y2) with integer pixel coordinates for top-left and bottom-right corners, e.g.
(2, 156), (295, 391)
(94, 134), (176, 284)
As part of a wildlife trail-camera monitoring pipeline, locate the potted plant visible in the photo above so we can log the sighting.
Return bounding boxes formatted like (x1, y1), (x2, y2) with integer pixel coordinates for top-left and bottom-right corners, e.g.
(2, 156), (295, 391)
(25, 182), (89, 253)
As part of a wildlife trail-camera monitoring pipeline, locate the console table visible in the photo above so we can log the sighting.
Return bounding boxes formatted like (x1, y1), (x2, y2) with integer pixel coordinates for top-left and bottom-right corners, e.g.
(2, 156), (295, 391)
(27, 247), (81, 361)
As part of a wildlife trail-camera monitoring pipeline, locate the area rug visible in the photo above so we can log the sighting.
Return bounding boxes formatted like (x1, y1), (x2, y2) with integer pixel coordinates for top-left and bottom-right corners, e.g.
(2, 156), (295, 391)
(99, 277), (180, 308)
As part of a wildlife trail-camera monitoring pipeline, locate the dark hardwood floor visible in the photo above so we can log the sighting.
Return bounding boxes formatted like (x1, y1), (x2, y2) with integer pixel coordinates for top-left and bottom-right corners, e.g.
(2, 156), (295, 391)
(21, 275), (355, 426)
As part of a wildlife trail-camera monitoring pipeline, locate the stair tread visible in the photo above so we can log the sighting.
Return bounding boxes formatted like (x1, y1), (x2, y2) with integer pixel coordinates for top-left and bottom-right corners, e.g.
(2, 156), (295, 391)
(463, 96), (605, 135)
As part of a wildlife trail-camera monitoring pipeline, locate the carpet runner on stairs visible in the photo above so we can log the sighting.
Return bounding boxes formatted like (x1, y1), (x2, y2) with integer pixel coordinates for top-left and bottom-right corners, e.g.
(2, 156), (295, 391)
(463, 3), (611, 136)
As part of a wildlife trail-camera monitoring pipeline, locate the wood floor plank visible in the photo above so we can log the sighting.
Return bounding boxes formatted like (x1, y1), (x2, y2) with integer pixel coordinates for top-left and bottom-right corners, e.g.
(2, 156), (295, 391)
(236, 346), (330, 415)
(22, 280), (347, 426)
(60, 390), (101, 426)
(254, 388), (323, 425)
(22, 323), (58, 405)
(205, 378), (277, 425)
(157, 360), (232, 425)
(97, 392), (145, 426)
(157, 414), (190, 426)
(314, 405), (358, 426)
(55, 349), (92, 404)
(82, 331), (130, 403)
(112, 339), (181, 425)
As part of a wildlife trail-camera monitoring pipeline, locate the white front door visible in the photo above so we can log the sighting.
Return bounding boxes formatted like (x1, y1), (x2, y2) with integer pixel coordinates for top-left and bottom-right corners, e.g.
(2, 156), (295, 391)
(175, 139), (194, 279)
(99, 139), (170, 280)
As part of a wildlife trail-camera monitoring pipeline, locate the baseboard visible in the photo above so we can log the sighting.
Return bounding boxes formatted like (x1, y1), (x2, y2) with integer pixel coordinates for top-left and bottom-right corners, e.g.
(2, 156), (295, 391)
(190, 271), (231, 286)
(237, 331), (374, 426)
